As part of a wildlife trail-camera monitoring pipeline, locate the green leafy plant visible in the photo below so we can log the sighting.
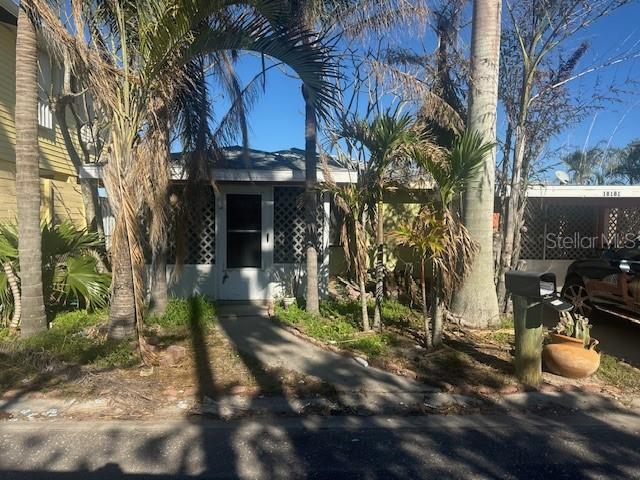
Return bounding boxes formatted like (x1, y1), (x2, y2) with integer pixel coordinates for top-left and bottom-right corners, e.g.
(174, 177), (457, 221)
(0, 222), (110, 326)
(554, 311), (592, 348)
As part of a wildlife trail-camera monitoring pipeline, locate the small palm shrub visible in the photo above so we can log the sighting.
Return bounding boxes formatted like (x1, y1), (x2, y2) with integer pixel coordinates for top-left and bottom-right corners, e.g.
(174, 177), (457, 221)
(0, 222), (110, 326)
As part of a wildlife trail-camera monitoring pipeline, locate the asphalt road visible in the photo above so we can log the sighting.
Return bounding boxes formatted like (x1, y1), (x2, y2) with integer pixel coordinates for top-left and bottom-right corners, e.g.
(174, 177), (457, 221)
(1, 411), (639, 479)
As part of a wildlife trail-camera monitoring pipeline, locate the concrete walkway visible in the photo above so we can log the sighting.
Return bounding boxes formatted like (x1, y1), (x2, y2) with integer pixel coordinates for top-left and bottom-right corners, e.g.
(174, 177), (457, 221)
(216, 304), (434, 394)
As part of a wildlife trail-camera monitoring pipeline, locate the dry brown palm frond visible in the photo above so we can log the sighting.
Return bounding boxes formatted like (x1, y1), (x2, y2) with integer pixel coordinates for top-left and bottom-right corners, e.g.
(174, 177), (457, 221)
(367, 59), (465, 134)
(338, 0), (429, 40)
(431, 208), (478, 304)
(136, 118), (172, 254)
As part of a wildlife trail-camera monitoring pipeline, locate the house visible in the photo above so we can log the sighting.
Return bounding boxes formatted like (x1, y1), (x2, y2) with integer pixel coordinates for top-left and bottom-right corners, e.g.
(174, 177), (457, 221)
(518, 184), (640, 286)
(0, 0), (86, 226)
(82, 147), (358, 302)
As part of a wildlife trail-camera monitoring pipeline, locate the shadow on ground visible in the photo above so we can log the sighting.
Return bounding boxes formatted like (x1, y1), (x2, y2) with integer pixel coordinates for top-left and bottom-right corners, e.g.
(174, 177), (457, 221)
(2, 298), (640, 478)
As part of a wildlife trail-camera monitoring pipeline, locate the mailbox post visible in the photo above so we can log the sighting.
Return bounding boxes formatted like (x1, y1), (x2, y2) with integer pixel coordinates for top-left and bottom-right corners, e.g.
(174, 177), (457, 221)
(505, 271), (572, 386)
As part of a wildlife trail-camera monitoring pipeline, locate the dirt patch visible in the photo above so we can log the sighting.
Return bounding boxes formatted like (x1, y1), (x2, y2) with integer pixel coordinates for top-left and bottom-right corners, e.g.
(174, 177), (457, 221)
(1, 323), (337, 419)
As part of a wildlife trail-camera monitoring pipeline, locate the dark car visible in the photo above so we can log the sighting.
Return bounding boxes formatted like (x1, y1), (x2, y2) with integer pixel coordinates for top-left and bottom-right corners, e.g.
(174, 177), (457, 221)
(561, 240), (640, 322)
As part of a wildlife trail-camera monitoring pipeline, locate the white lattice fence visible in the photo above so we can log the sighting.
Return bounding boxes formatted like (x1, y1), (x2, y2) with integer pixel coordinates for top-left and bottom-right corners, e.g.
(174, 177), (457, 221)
(520, 199), (545, 260)
(608, 208), (640, 242)
(168, 186), (216, 264)
(274, 187), (324, 264)
(521, 202), (600, 260)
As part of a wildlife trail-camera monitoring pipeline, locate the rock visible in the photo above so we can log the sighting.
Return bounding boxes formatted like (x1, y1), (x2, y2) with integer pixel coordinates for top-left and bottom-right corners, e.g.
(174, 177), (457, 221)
(535, 383), (557, 393)
(45, 408), (58, 417)
(354, 357), (369, 368)
(477, 386), (494, 395)
(230, 385), (248, 395)
(160, 345), (187, 367)
(139, 367), (154, 377)
(177, 400), (190, 410)
(499, 384), (519, 395)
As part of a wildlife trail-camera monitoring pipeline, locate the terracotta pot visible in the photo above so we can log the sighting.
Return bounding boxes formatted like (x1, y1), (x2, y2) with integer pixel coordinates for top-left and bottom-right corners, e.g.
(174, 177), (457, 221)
(542, 338), (600, 379)
(547, 333), (585, 347)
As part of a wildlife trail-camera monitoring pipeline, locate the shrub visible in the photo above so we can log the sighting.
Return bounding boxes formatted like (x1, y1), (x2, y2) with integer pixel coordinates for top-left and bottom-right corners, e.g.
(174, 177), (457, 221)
(0, 222), (110, 326)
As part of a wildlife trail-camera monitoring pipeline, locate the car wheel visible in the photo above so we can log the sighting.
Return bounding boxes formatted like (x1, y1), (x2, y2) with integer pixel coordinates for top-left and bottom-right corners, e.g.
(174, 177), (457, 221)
(562, 278), (592, 318)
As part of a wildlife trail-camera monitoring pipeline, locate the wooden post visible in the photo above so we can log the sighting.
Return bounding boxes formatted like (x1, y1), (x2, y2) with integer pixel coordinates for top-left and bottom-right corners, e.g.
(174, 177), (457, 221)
(512, 294), (543, 386)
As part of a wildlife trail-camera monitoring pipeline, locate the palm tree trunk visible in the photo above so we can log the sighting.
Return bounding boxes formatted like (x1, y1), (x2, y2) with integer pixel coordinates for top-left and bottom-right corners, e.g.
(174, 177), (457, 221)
(451, 0), (501, 329)
(302, 84), (319, 313)
(360, 274), (370, 331)
(108, 235), (137, 340)
(420, 260), (432, 349)
(3, 262), (21, 328)
(150, 249), (168, 315)
(15, 4), (47, 337)
(430, 270), (444, 348)
(373, 200), (384, 330)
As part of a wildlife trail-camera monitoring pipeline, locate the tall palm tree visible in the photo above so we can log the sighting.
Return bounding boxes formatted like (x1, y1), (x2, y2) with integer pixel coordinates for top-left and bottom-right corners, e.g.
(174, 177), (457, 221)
(613, 142), (640, 184)
(32, 0), (337, 347)
(338, 111), (428, 329)
(562, 148), (603, 185)
(323, 167), (372, 330)
(394, 132), (491, 347)
(450, 0), (501, 329)
(14, 1), (47, 336)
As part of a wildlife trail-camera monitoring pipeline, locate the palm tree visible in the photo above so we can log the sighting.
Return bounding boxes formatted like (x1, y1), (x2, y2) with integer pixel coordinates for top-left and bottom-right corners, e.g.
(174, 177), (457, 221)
(562, 148), (604, 185)
(613, 141), (640, 184)
(0, 222), (110, 327)
(14, 1), (47, 336)
(32, 0), (337, 348)
(392, 132), (490, 348)
(451, 0), (502, 329)
(323, 170), (372, 330)
(337, 111), (430, 329)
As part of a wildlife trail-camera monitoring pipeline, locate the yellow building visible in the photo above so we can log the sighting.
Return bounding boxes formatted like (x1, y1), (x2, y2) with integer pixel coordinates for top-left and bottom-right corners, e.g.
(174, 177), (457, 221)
(0, 0), (85, 226)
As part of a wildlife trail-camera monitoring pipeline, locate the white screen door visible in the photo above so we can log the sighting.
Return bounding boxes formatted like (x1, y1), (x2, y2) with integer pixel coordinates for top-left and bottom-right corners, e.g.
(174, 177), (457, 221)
(217, 186), (273, 300)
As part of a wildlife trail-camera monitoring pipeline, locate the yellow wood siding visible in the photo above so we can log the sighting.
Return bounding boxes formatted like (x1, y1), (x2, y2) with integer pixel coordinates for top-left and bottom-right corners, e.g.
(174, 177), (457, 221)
(0, 22), (85, 226)
(0, 161), (85, 226)
(0, 24), (76, 177)
(0, 160), (17, 222)
(51, 179), (86, 227)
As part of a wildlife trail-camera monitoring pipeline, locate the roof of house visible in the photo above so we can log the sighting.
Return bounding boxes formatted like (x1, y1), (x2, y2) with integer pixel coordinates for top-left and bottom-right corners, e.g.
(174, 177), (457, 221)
(204, 146), (348, 172)
(81, 146), (358, 183)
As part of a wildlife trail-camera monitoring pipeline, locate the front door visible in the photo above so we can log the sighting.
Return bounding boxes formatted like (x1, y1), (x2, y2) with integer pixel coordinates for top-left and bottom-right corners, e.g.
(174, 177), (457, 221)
(217, 186), (273, 300)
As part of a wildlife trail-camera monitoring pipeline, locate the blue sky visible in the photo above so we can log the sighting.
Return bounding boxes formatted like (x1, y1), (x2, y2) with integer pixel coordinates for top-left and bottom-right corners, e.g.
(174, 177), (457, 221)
(215, 3), (640, 163)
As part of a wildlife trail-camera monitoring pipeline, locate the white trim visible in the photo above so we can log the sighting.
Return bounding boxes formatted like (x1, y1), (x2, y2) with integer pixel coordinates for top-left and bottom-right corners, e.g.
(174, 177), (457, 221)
(526, 185), (640, 198)
(79, 164), (357, 184)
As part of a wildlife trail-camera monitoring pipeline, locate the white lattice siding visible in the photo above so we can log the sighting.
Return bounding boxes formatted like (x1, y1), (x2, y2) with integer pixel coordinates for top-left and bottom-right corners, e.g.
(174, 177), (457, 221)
(273, 186), (324, 264)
